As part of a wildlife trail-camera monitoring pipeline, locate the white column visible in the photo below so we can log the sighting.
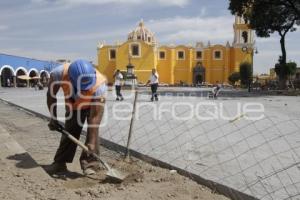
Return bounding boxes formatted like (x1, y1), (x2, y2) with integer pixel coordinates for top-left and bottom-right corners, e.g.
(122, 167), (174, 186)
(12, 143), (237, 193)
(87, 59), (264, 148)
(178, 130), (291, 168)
(13, 76), (17, 88)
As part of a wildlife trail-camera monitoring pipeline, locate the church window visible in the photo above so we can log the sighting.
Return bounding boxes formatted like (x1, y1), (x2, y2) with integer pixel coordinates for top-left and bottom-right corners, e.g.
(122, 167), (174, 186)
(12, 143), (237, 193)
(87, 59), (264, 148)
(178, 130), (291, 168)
(131, 44), (140, 57)
(177, 51), (185, 60)
(214, 50), (222, 60)
(148, 37), (151, 43)
(159, 51), (166, 60)
(242, 31), (248, 43)
(109, 49), (116, 60)
(196, 51), (203, 60)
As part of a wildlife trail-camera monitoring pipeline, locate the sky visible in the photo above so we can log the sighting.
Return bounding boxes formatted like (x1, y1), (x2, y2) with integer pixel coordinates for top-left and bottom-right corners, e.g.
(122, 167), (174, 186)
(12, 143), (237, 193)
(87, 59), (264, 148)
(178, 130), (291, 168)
(0, 0), (299, 74)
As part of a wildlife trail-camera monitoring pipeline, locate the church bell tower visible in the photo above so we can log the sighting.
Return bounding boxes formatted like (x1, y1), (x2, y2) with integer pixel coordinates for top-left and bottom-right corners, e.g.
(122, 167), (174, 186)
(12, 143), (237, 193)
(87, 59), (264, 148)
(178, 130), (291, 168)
(233, 16), (254, 48)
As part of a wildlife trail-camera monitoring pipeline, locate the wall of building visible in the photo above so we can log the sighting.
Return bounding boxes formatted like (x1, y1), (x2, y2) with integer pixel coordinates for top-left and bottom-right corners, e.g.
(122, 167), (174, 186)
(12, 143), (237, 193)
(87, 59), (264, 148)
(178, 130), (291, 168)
(157, 47), (174, 84)
(172, 46), (193, 84)
(0, 53), (59, 75)
(118, 41), (156, 83)
(98, 41), (157, 84)
(98, 44), (252, 85)
(97, 16), (254, 85)
(97, 46), (117, 84)
(0, 53), (60, 87)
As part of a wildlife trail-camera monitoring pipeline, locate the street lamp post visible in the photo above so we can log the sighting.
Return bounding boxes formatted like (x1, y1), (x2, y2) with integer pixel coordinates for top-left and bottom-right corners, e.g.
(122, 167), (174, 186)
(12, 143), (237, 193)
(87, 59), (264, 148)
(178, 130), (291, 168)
(242, 46), (258, 92)
(126, 49), (136, 87)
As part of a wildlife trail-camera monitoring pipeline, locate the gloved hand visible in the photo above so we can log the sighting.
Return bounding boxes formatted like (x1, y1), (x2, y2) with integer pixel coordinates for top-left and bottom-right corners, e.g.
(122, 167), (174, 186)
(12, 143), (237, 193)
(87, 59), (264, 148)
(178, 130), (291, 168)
(48, 119), (63, 131)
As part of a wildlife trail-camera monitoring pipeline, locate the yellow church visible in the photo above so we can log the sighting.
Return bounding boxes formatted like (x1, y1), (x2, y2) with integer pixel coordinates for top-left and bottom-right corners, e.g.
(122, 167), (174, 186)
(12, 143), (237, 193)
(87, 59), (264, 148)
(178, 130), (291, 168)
(97, 16), (254, 85)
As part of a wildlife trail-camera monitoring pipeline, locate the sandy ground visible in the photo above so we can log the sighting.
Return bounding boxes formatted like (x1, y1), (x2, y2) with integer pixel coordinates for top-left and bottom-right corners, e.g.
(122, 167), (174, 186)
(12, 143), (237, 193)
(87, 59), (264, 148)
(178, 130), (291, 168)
(0, 100), (229, 200)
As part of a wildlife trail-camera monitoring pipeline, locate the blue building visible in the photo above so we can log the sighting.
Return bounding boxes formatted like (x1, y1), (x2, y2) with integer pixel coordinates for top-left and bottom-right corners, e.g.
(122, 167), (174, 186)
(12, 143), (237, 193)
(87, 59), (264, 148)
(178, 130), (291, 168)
(0, 53), (60, 87)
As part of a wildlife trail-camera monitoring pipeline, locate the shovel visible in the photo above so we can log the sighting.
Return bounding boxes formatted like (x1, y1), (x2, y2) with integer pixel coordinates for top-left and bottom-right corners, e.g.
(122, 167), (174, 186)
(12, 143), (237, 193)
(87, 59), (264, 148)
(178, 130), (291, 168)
(56, 127), (127, 182)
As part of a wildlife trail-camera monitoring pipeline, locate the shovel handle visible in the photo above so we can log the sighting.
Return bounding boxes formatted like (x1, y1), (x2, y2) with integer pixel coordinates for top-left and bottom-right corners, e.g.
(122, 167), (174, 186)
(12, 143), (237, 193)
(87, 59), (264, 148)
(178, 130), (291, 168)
(60, 129), (89, 152)
(59, 129), (111, 171)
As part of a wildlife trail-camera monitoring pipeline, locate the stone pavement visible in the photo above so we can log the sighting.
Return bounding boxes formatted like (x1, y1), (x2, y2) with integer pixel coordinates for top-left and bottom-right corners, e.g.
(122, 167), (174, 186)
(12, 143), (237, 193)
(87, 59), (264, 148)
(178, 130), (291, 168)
(0, 124), (56, 199)
(1, 87), (300, 200)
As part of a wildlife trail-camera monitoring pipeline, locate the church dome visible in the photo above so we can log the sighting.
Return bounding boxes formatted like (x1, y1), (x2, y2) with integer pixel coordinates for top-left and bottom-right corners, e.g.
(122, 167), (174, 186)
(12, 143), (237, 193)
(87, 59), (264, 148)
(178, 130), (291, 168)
(128, 20), (156, 45)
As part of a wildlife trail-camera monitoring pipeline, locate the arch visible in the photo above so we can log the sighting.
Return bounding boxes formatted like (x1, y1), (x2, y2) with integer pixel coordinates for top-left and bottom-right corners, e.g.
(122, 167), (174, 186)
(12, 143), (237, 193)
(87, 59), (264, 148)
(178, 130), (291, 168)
(40, 70), (50, 86)
(195, 74), (203, 84)
(0, 65), (14, 87)
(0, 65), (15, 76)
(15, 68), (28, 87)
(39, 70), (50, 78)
(193, 65), (206, 85)
(28, 68), (39, 76)
(15, 66), (28, 76)
(28, 68), (39, 87)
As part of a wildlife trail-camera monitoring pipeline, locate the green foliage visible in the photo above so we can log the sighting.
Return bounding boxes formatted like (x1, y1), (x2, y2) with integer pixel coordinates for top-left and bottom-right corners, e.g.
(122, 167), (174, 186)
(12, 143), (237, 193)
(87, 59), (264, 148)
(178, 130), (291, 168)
(229, 0), (299, 41)
(229, 0), (300, 20)
(239, 62), (252, 86)
(229, 0), (299, 87)
(286, 62), (297, 76)
(228, 72), (240, 85)
(275, 63), (287, 80)
(275, 59), (297, 79)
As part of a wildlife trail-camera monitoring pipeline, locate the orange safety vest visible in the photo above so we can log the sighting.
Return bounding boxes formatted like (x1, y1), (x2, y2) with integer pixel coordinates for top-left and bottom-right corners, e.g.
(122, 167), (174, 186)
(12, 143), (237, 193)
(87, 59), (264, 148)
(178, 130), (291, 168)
(61, 63), (107, 110)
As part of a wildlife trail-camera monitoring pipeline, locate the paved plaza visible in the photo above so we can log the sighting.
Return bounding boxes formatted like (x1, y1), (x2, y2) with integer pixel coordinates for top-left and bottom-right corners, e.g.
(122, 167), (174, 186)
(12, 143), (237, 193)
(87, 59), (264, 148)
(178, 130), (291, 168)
(1, 87), (300, 200)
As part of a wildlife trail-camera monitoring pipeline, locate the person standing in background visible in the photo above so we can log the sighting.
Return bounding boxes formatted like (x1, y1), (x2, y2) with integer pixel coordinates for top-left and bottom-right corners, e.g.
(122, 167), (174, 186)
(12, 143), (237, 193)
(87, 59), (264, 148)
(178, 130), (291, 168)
(7, 78), (11, 87)
(114, 69), (124, 101)
(147, 68), (159, 101)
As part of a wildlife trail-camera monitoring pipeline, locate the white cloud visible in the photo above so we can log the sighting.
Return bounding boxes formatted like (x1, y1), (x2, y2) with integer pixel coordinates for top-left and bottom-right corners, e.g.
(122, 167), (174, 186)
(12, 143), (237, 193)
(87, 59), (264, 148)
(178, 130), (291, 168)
(0, 28), (127, 42)
(0, 25), (8, 31)
(155, 0), (189, 6)
(0, 15), (235, 46)
(256, 37), (279, 43)
(147, 16), (235, 44)
(200, 7), (207, 16)
(31, 0), (190, 7)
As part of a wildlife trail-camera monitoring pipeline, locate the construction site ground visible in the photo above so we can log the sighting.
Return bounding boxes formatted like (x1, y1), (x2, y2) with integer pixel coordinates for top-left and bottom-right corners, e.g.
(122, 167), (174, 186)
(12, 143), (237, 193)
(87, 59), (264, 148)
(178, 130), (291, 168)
(0, 100), (229, 200)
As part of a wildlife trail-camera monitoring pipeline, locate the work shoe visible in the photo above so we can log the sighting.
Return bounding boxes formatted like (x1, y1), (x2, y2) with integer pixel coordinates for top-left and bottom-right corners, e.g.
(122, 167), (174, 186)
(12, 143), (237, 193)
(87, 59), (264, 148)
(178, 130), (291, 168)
(151, 97), (154, 102)
(116, 98), (120, 101)
(44, 162), (67, 174)
(155, 97), (158, 101)
(83, 168), (96, 176)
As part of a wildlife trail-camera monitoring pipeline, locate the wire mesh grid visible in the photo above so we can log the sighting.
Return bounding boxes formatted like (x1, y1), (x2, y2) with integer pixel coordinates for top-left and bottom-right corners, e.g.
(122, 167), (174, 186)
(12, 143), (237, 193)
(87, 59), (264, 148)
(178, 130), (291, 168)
(100, 89), (300, 200)
(1, 88), (300, 200)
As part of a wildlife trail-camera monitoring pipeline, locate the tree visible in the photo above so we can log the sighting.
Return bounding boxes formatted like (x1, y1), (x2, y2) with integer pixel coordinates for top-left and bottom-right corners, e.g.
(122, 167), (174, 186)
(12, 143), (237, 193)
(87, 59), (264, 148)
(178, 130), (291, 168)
(229, 0), (300, 19)
(275, 59), (297, 87)
(286, 62), (297, 89)
(229, 0), (300, 89)
(240, 62), (252, 88)
(286, 62), (297, 77)
(228, 72), (240, 85)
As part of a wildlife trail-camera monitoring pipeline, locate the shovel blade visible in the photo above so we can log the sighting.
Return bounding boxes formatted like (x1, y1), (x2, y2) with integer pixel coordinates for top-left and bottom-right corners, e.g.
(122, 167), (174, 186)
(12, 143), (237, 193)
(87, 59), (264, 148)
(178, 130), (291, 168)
(106, 169), (127, 182)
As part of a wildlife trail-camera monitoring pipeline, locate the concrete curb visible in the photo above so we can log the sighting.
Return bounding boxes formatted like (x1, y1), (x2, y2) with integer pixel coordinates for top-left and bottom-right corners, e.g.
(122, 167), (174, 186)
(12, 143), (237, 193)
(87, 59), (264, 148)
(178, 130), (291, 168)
(0, 123), (52, 182)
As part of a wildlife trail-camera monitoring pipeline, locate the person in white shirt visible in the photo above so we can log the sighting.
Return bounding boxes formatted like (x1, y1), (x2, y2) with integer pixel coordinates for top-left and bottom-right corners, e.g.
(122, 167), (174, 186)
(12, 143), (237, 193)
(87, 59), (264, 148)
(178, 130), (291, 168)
(114, 69), (124, 101)
(146, 68), (159, 101)
(7, 78), (11, 87)
(212, 84), (221, 99)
